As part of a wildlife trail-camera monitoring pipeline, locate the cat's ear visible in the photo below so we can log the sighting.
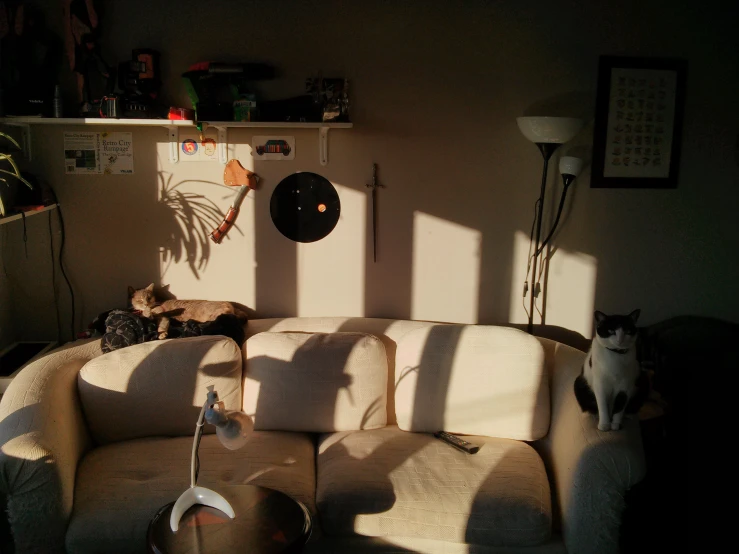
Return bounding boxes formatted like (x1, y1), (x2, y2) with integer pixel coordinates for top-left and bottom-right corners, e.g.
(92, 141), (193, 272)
(145, 283), (155, 292)
(594, 311), (607, 324)
(629, 309), (641, 323)
(127, 286), (135, 297)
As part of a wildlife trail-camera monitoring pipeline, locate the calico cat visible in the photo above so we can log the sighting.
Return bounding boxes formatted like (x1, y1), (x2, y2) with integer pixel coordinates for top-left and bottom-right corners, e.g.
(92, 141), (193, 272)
(574, 310), (648, 431)
(128, 284), (249, 339)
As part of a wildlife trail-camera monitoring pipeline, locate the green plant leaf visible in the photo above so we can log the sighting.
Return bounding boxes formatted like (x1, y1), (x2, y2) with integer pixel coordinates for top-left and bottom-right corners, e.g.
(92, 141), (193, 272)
(0, 153), (23, 179)
(0, 131), (22, 150)
(0, 169), (33, 189)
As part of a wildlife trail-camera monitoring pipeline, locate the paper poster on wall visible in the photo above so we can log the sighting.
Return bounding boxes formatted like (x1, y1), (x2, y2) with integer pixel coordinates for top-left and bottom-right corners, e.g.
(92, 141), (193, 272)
(101, 132), (134, 174)
(178, 129), (219, 162)
(64, 132), (134, 174)
(64, 132), (100, 174)
(251, 136), (295, 161)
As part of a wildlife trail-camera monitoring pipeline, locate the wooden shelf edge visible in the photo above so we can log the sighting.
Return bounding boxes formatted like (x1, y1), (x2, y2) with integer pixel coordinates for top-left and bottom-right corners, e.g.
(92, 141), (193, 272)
(0, 117), (353, 129)
(0, 203), (58, 226)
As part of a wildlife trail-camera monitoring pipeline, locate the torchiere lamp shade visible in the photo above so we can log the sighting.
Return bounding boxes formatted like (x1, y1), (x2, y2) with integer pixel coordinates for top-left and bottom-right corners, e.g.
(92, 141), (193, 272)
(516, 117), (583, 144)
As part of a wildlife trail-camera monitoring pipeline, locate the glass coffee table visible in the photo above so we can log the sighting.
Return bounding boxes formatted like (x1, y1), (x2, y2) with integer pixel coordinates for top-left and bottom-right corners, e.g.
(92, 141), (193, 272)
(147, 485), (312, 553)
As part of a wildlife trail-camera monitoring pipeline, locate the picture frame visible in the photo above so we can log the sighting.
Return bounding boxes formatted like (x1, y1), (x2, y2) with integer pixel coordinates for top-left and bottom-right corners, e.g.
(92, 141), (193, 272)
(591, 56), (687, 189)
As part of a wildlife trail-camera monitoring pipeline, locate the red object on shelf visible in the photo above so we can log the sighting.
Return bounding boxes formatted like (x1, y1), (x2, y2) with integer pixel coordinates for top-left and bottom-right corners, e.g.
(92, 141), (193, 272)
(168, 107), (194, 120)
(12, 205), (46, 212)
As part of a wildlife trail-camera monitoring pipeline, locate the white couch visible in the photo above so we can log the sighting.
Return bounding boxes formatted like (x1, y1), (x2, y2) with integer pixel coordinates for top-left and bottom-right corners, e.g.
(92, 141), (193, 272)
(0, 317), (646, 553)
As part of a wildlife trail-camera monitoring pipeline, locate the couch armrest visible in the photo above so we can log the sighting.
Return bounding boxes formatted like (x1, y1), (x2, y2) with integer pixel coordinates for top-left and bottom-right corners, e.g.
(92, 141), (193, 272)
(533, 339), (646, 554)
(0, 339), (102, 553)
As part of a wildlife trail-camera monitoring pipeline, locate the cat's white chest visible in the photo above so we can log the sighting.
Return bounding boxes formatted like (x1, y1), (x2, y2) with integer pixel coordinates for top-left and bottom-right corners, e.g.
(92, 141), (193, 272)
(586, 348), (639, 393)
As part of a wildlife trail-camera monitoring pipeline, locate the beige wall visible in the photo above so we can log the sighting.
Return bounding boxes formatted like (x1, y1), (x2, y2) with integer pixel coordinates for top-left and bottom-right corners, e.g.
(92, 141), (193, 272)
(0, 249), (14, 349)
(0, 209), (60, 346)
(3, 0), (738, 343)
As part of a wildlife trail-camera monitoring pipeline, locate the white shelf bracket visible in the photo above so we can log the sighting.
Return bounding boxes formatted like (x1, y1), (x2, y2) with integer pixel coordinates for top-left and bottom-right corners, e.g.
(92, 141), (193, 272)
(319, 126), (330, 166)
(167, 126), (179, 164)
(18, 123), (31, 161)
(216, 126), (228, 164)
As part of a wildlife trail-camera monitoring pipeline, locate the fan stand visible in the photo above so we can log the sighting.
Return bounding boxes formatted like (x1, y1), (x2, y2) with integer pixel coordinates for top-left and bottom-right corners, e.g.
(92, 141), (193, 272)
(169, 396), (235, 532)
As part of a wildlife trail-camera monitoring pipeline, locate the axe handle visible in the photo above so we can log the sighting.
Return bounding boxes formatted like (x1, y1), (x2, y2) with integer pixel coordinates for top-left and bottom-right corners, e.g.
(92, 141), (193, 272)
(210, 185), (249, 244)
(210, 206), (240, 244)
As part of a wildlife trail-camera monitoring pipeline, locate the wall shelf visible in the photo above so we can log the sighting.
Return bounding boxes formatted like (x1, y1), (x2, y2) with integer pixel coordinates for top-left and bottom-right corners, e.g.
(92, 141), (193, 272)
(0, 117), (352, 165)
(0, 203), (58, 226)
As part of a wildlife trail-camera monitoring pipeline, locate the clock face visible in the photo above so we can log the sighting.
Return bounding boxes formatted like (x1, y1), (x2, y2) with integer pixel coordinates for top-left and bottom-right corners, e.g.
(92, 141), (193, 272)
(270, 172), (341, 243)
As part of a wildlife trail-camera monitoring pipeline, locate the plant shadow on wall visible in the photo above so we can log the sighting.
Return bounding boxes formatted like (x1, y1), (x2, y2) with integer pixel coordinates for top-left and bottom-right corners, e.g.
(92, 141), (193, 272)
(156, 172), (243, 280)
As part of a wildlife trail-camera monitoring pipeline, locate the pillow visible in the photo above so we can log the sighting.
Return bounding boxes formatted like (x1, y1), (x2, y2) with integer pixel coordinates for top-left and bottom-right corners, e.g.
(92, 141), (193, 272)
(78, 336), (242, 444)
(394, 325), (549, 440)
(244, 332), (387, 432)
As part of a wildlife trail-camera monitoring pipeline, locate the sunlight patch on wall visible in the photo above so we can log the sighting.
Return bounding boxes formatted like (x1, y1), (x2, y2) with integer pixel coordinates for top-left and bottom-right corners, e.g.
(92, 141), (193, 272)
(155, 141), (256, 308)
(508, 230), (534, 326)
(545, 247), (597, 339)
(508, 230), (597, 338)
(411, 212), (481, 324)
(297, 183), (365, 317)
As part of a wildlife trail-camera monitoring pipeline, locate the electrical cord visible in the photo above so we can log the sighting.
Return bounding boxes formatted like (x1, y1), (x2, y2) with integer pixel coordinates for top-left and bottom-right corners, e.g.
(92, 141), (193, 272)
(48, 211), (61, 343)
(534, 238), (551, 321)
(55, 205), (76, 340)
(0, 225), (7, 278)
(0, 218), (54, 301)
(529, 179), (575, 321)
(194, 424), (203, 483)
(534, 184), (571, 258)
(21, 212), (28, 258)
(522, 198), (541, 321)
(524, 198), (540, 282)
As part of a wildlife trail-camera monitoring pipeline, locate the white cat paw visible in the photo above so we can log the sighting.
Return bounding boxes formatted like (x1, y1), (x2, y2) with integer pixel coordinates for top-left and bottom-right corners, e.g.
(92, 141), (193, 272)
(598, 422), (610, 431)
(611, 422), (621, 431)
(158, 332), (168, 340)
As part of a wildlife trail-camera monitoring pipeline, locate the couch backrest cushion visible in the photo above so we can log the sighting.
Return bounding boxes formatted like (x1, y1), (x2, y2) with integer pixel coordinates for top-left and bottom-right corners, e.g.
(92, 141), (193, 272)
(78, 336), (243, 445)
(245, 318), (436, 425)
(395, 325), (549, 440)
(244, 331), (387, 432)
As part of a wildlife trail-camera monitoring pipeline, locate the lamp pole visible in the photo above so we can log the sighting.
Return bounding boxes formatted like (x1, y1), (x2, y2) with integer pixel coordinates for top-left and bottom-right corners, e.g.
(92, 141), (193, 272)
(527, 143), (560, 335)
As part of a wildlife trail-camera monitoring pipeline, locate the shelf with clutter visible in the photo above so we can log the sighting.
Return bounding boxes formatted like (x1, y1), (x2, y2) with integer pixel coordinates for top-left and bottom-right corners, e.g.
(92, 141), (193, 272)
(0, 117), (353, 165)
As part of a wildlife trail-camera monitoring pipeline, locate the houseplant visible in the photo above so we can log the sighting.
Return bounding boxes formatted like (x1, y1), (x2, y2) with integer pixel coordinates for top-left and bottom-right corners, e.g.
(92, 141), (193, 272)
(0, 130), (33, 217)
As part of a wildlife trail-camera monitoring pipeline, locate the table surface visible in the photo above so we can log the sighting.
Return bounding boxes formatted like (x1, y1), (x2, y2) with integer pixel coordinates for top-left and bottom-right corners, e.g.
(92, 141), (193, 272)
(147, 485), (312, 554)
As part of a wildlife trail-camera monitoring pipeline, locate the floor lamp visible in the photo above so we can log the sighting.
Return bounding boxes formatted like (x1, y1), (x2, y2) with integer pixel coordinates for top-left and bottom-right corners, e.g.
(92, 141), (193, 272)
(516, 117), (583, 334)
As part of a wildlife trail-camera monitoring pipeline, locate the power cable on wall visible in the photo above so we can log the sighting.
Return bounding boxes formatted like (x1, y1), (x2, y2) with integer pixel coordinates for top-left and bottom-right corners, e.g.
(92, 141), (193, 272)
(48, 210), (61, 342)
(54, 205), (76, 340)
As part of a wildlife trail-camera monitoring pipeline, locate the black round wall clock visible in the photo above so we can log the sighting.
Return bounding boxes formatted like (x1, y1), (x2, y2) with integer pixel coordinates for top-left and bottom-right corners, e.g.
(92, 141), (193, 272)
(270, 172), (341, 243)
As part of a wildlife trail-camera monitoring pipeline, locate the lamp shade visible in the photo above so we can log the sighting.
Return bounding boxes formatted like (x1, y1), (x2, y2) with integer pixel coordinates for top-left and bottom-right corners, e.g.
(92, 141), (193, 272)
(205, 405), (254, 450)
(516, 117), (583, 144)
(559, 156), (584, 177)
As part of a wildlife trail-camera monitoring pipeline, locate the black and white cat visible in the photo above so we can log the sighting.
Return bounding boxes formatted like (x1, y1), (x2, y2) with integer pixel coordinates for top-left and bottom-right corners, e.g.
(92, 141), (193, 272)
(574, 310), (649, 431)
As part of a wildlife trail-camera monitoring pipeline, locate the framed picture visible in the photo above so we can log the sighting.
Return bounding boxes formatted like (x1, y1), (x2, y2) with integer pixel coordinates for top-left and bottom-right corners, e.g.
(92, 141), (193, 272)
(591, 56), (687, 189)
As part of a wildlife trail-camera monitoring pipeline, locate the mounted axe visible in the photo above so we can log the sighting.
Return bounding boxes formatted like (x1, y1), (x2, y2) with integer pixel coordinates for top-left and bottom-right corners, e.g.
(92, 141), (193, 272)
(210, 159), (258, 244)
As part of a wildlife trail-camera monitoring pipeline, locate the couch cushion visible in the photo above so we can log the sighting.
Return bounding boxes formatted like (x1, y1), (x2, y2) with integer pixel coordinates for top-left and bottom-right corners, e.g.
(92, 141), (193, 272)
(302, 536), (567, 554)
(66, 431), (316, 554)
(246, 318), (437, 426)
(395, 325), (549, 440)
(78, 336), (242, 445)
(317, 426), (551, 547)
(244, 332), (388, 432)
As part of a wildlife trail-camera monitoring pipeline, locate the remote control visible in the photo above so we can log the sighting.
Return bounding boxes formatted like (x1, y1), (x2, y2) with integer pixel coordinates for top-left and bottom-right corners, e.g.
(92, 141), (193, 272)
(434, 431), (480, 454)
